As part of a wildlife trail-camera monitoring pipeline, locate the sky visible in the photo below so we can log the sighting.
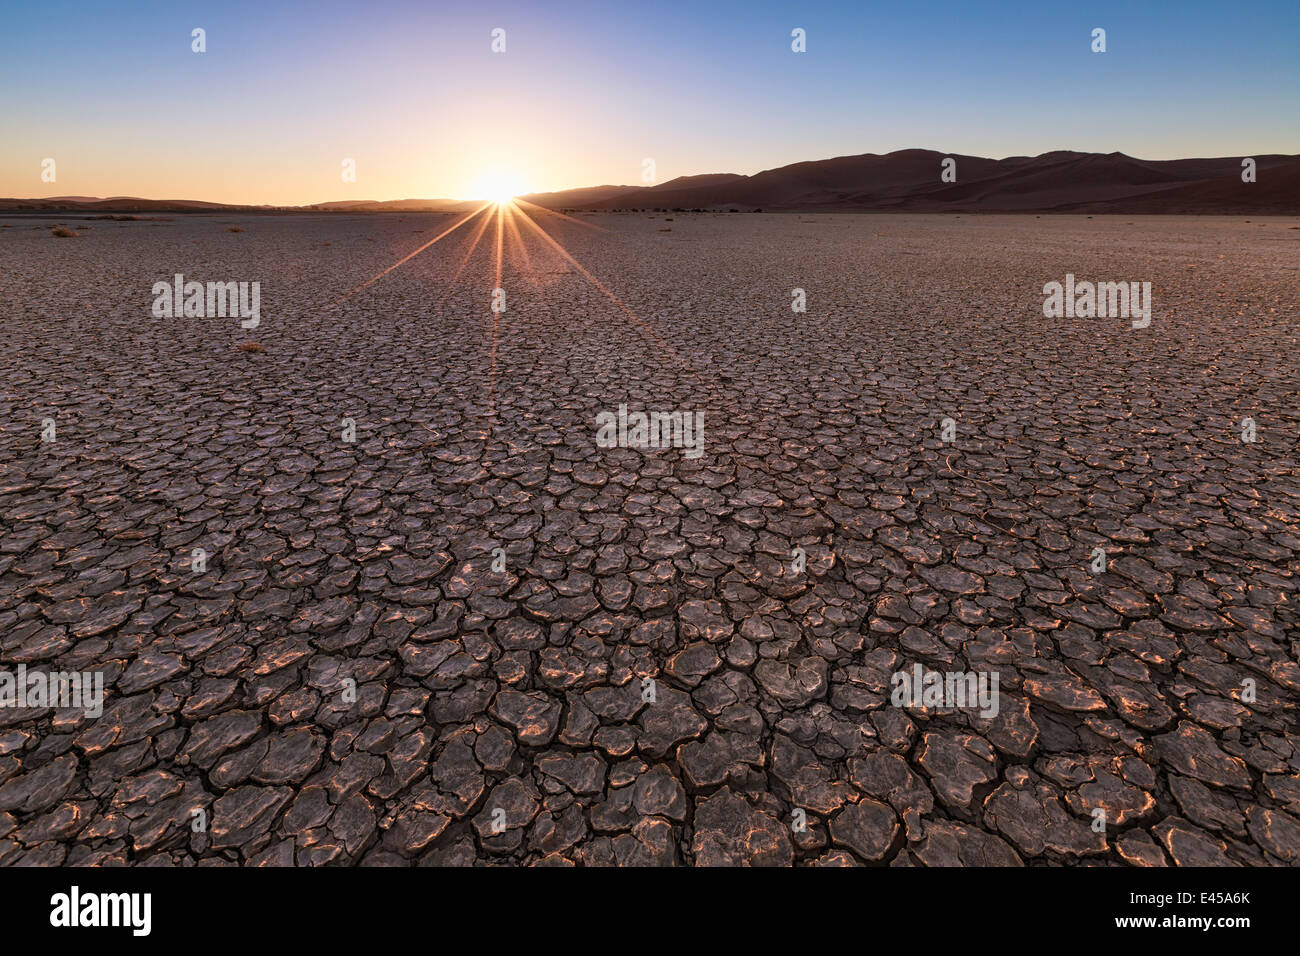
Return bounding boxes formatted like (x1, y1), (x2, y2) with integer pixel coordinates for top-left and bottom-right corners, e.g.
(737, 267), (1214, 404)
(2, 0), (1297, 204)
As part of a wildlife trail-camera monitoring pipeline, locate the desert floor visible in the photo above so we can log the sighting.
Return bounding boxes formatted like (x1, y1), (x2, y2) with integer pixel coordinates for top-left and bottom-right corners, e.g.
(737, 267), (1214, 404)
(1, 210), (1297, 865)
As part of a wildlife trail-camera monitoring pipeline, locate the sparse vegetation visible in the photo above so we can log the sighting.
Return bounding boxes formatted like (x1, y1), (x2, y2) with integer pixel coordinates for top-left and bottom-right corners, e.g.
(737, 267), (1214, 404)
(236, 341), (264, 353)
(52, 227), (78, 238)
(227, 226), (244, 233)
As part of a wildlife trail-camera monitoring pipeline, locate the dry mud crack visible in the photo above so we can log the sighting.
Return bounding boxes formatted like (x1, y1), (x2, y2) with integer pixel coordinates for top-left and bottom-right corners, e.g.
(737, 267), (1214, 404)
(0, 211), (1297, 866)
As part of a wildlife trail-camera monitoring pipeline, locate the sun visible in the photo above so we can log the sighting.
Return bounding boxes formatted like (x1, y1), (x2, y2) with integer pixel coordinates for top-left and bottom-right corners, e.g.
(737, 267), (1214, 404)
(467, 168), (529, 203)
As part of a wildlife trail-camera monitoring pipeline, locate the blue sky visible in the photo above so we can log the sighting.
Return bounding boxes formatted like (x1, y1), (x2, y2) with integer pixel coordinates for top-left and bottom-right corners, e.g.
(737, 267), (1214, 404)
(2, 0), (1296, 202)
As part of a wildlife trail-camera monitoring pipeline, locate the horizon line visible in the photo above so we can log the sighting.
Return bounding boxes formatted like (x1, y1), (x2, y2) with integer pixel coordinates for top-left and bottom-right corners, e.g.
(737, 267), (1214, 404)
(7, 145), (1298, 209)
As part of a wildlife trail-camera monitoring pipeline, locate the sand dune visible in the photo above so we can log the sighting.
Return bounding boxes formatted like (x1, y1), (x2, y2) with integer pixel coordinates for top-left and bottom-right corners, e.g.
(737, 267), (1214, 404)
(527, 149), (1300, 214)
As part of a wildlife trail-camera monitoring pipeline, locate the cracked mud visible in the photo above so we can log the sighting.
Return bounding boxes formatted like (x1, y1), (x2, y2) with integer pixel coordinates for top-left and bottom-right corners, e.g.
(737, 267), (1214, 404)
(1, 211), (1297, 866)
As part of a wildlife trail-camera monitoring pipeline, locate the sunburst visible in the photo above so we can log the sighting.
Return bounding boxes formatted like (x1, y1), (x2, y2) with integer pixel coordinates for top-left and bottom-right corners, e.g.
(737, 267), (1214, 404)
(322, 194), (704, 439)
(466, 169), (530, 204)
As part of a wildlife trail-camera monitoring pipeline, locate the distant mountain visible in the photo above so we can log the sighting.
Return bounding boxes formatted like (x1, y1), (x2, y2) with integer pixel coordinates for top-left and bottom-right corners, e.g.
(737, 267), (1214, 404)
(0, 197), (274, 212)
(4, 149), (1297, 214)
(520, 184), (639, 207)
(307, 198), (477, 212)
(0, 196), (475, 214)
(522, 149), (1300, 214)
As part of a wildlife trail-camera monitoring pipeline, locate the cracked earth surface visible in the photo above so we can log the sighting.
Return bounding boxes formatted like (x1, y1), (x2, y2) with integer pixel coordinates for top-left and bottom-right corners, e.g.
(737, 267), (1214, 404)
(1, 211), (1297, 866)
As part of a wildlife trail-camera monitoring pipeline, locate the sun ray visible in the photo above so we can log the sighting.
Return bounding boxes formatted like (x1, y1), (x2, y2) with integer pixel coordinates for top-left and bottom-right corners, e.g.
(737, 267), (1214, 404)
(513, 197), (612, 234)
(494, 201), (505, 291)
(487, 202), (505, 426)
(433, 204), (495, 308)
(324, 202), (491, 310)
(501, 201), (537, 286)
(512, 203), (706, 386)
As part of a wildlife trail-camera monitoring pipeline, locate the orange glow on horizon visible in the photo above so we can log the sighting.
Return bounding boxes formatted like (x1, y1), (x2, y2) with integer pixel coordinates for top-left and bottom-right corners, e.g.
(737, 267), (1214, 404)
(463, 168), (531, 203)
